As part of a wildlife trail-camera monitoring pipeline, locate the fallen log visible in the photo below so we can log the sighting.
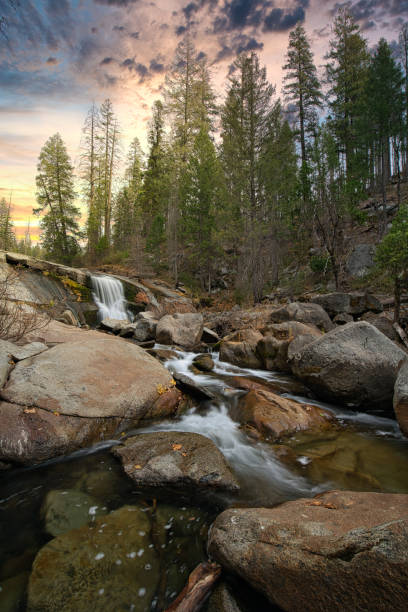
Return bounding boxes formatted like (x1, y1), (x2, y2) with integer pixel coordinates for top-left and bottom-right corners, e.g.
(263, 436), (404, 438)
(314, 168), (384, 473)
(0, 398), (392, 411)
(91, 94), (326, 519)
(165, 561), (222, 612)
(393, 322), (408, 350)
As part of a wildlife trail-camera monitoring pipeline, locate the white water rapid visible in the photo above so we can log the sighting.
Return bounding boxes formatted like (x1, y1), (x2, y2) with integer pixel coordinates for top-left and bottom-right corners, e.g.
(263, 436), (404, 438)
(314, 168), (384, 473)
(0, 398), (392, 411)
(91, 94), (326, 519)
(91, 274), (131, 321)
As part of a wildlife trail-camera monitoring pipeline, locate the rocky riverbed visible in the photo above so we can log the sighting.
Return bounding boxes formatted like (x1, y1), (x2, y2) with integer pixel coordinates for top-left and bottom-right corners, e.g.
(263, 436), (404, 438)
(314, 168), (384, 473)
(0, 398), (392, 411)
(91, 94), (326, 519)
(0, 253), (408, 611)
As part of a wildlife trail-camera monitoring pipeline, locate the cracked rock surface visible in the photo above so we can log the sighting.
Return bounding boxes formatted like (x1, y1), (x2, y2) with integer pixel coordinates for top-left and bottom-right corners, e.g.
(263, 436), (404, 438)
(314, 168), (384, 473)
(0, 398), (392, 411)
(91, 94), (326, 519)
(208, 490), (408, 611)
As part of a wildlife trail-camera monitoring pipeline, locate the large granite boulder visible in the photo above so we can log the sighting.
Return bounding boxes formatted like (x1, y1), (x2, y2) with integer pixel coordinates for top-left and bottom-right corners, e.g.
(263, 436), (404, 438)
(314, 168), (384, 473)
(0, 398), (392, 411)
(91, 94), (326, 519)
(111, 431), (239, 496)
(156, 313), (203, 348)
(291, 322), (406, 409)
(269, 302), (333, 332)
(219, 329), (263, 369)
(232, 389), (334, 440)
(394, 360), (408, 437)
(27, 506), (160, 612)
(0, 335), (176, 464)
(257, 321), (322, 372)
(208, 490), (408, 612)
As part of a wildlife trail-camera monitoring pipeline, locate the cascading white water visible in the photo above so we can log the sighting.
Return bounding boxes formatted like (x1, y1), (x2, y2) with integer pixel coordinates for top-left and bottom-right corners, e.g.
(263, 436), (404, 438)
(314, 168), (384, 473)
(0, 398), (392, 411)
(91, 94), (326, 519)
(91, 274), (131, 321)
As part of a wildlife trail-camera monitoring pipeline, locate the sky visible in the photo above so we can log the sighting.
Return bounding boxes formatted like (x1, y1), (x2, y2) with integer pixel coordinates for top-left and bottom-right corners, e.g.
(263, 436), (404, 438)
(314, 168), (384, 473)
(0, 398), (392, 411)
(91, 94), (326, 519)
(0, 0), (407, 242)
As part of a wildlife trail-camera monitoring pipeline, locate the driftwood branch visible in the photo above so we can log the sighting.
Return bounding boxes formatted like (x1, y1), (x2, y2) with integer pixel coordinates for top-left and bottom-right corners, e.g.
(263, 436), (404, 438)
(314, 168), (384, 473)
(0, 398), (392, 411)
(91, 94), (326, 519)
(393, 322), (408, 350)
(164, 561), (222, 612)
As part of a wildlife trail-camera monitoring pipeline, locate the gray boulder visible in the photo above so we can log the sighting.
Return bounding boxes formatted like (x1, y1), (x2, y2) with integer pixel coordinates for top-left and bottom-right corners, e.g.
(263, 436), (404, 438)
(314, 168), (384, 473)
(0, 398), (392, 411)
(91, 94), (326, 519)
(193, 353), (215, 372)
(208, 490), (408, 612)
(257, 321), (322, 372)
(219, 329), (263, 369)
(394, 360), (408, 437)
(100, 318), (128, 333)
(346, 243), (375, 278)
(156, 313), (203, 348)
(111, 431), (239, 496)
(312, 292), (383, 317)
(269, 302), (334, 332)
(291, 321), (406, 409)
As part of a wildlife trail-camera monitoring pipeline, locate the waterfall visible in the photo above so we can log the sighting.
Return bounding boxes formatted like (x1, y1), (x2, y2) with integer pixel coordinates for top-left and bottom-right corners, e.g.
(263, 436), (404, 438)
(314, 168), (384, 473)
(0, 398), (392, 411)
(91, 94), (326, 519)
(91, 275), (131, 321)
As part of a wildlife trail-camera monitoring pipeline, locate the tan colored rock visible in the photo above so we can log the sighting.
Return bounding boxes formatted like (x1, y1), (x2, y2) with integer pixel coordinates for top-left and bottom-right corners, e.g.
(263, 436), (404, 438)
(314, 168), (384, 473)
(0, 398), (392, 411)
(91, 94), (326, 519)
(208, 491), (408, 612)
(156, 312), (203, 348)
(257, 321), (321, 372)
(233, 389), (333, 440)
(219, 329), (263, 369)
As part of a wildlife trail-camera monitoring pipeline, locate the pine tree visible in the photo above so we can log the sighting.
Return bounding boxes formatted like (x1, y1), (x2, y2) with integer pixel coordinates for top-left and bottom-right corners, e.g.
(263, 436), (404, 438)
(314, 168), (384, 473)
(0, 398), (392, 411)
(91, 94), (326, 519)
(34, 133), (81, 263)
(325, 8), (369, 184)
(365, 39), (404, 225)
(221, 52), (276, 302)
(0, 196), (15, 251)
(80, 103), (100, 255)
(99, 99), (120, 247)
(180, 126), (224, 290)
(283, 23), (322, 207)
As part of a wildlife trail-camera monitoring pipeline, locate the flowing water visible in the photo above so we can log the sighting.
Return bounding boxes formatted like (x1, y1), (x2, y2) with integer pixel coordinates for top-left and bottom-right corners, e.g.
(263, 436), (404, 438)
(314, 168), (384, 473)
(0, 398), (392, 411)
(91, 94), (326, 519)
(1, 344), (408, 610)
(91, 274), (132, 321)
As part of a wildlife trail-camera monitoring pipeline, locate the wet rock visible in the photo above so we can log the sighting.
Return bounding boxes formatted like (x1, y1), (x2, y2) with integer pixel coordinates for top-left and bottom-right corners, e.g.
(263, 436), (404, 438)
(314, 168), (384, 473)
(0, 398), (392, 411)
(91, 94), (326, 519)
(202, 327), (220, 344)
(0, 336), (173, 463)
(227, 376), (312, 398)
(0, 571), (29, 612)
(147, 348), (179, 362)
(156, 313), (204, 349)
(291, 322), (406, 410)
(99, 318), (128, 333)
(207, 582), (244, 612)
(27, 506), (159, 612)
(269, 302), (333, 332)
(41, 489), (107, 537)
(172, 371), (216, 400)
(193, 354), (215, 372)
(111, 432), (240, 496)
(394, 360), (408, 437)
(257, 322), (321, 372)
(333, 312), (353, 325)
(233, 389), (333, 441)
(208, 491), (408, 612)
(219, 329), (263, 369)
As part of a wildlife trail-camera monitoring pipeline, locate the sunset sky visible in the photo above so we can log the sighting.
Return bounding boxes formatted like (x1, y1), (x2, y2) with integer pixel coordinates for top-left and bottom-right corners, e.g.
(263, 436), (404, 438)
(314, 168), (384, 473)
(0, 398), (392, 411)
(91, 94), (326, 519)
(0, 0), (407, 242)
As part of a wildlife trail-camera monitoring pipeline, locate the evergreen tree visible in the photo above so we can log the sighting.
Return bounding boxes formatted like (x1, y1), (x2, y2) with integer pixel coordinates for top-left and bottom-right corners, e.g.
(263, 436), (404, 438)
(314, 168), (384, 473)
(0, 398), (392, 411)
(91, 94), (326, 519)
(221, 52), (276, 302)
(365, 39), (404, 226)
(99, 99), (120, 247)
(34, 133), (81, 263)
(80, 103), (100, 255)
(325, 8), (369, 184)
(0, 197), (15, 251)
(376, 203), (408, 323)
(180, 126), (224, 290)
(283, 23), (322, 206)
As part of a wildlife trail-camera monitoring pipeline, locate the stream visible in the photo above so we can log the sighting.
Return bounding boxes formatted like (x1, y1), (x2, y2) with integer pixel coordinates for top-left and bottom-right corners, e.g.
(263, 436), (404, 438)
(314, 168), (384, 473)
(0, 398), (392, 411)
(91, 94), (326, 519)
(1, 343), (408, 611)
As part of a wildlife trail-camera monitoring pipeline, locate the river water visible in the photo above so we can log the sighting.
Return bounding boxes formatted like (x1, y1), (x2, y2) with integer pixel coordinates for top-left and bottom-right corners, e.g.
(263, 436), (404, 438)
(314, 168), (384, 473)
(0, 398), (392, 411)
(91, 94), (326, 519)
(1, 345), (408, 611)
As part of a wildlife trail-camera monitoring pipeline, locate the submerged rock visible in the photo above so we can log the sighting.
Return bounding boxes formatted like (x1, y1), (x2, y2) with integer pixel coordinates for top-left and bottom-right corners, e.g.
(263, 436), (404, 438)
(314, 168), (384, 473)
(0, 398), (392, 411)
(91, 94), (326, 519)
(111, 431), (240, 496)
(269, 302), (334, 332)
(219, 329), (263, 369)
(208, 491), (408, 612)
(41, 489), (107, 537)
(27, 506), (159, 612)
(291, 321), (406, 410)
(233, 389), (334, 441)
(156, 313), (204, 349)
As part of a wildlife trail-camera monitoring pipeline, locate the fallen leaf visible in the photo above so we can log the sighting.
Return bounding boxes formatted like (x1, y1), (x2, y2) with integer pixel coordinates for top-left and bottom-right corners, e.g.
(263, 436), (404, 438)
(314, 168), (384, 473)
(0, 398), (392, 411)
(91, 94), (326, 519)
(24, 408), (36, 414)
(181, 452), (187, 457)
(172, 443), (182, 451)
(133, 464), (142, 470)
(307, 500), (323, 507)
(53, 411), (60, 416)
(323, 503), (337, 509)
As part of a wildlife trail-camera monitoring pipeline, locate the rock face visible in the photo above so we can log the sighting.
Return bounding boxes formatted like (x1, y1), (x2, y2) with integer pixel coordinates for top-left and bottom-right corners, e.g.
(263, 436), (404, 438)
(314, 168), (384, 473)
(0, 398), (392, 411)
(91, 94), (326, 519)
(269, 302), (333, 332)
(111, 431), (239, 495)
(0, 336), (175, 464)
(312, 292), (383, 317)
(219, 329), (263, 369)
(291, 321), (406, 409)
(233, 389), (333, 440)
(346, 243), (375, 277)
(156, 313), (203, 348)
(257, 322), (321, 372)
(27, 506), (160, 612)
(208, 490), (408, 612)
(394, 360), (408, 437)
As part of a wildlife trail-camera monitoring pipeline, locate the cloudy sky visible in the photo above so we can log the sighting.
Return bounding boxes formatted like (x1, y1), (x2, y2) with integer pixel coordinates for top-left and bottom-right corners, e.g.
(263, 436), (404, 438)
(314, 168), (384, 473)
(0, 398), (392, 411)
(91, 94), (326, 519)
(0, 0), (407, 241)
